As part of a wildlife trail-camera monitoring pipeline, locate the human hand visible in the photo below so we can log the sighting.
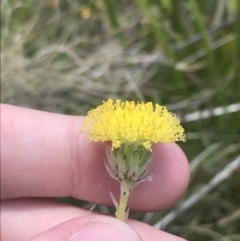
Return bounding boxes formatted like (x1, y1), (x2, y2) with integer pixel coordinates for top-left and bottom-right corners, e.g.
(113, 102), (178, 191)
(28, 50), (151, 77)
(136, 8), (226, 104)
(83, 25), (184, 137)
(1, 104), (190, 241)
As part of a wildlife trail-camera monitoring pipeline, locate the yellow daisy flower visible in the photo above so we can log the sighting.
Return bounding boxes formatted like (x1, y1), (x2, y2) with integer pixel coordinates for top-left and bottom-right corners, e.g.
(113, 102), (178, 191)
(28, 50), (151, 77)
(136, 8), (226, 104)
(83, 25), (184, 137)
(82, 99), (185, 150)
(79, 7), (91, 19)
(81, 99), (186, 221)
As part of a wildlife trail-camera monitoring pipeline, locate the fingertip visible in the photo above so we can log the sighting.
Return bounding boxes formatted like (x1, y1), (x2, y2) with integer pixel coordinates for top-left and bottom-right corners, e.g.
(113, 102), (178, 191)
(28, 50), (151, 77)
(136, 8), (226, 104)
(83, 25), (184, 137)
(129, 143), (190, 210)
(28, 215), (142, 241)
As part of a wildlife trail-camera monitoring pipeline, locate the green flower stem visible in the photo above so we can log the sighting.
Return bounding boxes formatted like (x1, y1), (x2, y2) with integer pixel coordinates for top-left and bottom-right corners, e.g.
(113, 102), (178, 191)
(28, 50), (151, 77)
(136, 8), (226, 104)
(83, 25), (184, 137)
(116, 180), (132, 221)
(116, 191), (129, 220)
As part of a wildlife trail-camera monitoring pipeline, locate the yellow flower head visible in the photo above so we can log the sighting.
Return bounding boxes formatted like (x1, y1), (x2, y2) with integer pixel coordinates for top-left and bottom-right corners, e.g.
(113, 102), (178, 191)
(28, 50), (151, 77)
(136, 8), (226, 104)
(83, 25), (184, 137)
(79, 7), (91, 19)
(81, 99), (186, 150)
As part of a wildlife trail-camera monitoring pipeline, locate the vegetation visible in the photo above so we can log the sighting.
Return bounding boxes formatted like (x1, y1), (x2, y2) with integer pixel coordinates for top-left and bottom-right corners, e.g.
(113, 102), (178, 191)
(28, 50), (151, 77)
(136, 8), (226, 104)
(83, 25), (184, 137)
(1, 0), (240, 240)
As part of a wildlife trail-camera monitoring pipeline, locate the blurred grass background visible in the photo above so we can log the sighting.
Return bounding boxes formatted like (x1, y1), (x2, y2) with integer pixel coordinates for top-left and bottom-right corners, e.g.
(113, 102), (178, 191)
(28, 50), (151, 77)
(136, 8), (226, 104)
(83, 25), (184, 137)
(1, 0), (240, 240)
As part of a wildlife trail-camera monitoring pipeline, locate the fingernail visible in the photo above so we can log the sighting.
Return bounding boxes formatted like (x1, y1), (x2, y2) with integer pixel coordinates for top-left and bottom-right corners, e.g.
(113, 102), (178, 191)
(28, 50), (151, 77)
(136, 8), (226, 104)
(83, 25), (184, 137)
(74, 222), (141, 241)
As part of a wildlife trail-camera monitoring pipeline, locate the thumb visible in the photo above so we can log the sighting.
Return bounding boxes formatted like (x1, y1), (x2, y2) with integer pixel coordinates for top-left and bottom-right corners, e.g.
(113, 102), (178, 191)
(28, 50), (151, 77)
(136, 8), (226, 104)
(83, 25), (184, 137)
(28, 215), (142, 241)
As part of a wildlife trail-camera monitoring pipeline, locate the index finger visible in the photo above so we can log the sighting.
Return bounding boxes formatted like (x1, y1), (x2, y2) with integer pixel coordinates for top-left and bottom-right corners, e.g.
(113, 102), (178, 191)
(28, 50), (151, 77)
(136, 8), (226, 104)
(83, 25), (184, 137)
(1, 104), (190, 211)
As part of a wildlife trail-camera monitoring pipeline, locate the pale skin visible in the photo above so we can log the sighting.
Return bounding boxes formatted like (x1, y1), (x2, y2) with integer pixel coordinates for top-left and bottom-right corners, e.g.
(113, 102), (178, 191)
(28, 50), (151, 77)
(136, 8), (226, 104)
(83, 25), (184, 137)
(1, 104), (190, 241)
